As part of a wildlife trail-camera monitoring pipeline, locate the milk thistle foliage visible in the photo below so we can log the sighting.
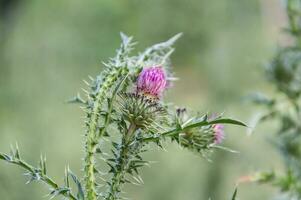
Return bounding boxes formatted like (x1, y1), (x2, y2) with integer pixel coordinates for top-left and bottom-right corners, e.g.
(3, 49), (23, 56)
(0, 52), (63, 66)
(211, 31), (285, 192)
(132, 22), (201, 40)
(248, 0), (301, 199)
(0, 33), (246, 200)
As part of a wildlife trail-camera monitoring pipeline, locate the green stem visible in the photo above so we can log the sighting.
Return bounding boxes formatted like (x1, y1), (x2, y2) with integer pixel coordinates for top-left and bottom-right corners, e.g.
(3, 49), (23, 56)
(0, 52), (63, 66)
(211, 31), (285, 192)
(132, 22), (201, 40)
(126, 123), (137, 141)
(1, 157), (77, 200)
(100, 73), (129, 138)
(84, 68), (127, 200)
(106, 123), (136, 200)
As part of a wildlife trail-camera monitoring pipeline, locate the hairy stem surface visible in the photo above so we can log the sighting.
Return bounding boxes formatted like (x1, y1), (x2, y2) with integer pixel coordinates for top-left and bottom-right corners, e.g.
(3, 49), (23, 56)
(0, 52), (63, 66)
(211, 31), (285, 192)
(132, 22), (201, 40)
(106, 123), (136, 200)
(84, 67), (127, 200)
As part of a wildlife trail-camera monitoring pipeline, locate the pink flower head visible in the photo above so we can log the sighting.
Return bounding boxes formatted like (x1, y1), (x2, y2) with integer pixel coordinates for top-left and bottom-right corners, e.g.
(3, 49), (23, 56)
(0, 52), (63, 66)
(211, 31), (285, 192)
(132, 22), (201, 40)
(136, 66), (167, 98)
(213, 124), (225, 144)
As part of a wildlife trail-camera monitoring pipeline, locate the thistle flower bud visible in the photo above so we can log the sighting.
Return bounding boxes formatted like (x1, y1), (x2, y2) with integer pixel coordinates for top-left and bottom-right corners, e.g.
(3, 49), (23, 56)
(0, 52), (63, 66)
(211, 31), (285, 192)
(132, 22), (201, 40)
(136, 66), (167, 98)
(213, 124), (225, 144)
(117, 93), (168, 132)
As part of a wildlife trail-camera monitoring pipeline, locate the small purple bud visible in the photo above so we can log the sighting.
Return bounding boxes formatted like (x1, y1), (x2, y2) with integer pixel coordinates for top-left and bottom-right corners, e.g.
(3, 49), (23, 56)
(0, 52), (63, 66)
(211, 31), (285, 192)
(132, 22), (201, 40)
(213, 124), (225, 144)
(136, 66), (167, 98)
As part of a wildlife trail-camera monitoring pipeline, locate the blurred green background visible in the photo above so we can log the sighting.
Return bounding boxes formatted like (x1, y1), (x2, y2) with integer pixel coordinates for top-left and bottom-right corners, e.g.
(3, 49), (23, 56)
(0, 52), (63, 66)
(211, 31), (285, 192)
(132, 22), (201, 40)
(0, 0), (288, 199)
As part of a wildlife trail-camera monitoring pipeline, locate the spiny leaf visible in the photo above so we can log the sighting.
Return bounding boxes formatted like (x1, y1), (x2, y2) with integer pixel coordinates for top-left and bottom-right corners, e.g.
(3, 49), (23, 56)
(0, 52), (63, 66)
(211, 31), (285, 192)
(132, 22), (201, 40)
(68, 169), (85, 200)
(0, 148), (77, 200)
(67, 93), (87, 105)
(15, 143), (20, 159)
(165, 33), (183, 46)
(0, 152), (11, 161)
(207, 118), (247, 127)
(49, 188), (70, 199)
(182, 117), (247, 131)
(64, 167), (70, 188)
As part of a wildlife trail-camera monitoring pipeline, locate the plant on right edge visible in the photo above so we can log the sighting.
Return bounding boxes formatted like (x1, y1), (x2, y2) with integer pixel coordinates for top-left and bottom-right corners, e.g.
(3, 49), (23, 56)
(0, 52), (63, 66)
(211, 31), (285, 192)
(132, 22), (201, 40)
(245, 0), (301, 199)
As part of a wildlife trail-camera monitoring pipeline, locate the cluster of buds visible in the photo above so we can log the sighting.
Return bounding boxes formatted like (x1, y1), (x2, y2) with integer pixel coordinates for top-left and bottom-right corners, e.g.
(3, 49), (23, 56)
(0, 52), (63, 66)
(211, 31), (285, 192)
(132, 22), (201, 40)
(119, 65), (225, 146)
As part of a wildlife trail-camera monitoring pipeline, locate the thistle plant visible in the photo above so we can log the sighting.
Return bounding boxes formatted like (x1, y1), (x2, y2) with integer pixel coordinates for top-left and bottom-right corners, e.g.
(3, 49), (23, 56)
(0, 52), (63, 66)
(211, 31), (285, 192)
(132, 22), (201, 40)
(246, 0), (301, 199)
(0, 33), (246, 200)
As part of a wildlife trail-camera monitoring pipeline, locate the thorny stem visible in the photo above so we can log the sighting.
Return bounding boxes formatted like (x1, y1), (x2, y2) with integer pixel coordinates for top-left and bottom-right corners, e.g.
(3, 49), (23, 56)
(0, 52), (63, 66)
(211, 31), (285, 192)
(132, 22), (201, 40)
(1, 157), (77, 200)
(106, 123), (137, 200)
(100, 73), (129, 138)
(84, 68), (126, 200)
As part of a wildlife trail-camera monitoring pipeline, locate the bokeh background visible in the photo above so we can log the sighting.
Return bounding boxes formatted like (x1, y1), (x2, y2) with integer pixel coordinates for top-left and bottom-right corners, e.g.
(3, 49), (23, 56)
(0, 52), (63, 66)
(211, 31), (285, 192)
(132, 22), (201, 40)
(0, 0), (289, 199)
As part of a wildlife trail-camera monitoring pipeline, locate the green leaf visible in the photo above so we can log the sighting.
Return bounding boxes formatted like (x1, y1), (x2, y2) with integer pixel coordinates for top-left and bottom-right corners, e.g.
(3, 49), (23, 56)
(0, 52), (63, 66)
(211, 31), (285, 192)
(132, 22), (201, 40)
(144, 117), (247, 143)
(49, 188), (70, 199)
(207, 118), (247, 127)
(162, 33), (183, 46)
(120, 32), (133, 48)
(64, 167), (70, 188)
(66, 93), (87, 105)
(15, 143), (20, 159)
(68, 169), (85, 200)
(183, 118), (247, 131)
(0, 152), (11, 161)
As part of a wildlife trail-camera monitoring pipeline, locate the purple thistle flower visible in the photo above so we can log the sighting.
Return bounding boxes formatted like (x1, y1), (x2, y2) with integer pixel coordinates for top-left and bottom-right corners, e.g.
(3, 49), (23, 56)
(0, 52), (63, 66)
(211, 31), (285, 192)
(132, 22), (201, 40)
(136, 66), (167, 98)
(213, 124), (225, 144)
